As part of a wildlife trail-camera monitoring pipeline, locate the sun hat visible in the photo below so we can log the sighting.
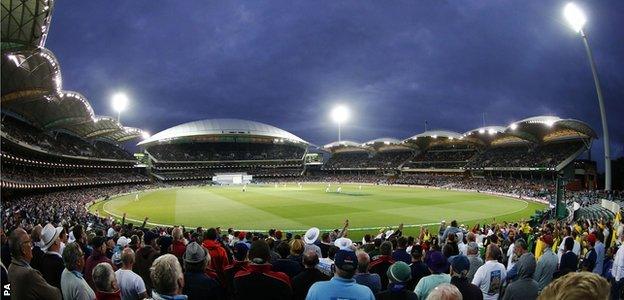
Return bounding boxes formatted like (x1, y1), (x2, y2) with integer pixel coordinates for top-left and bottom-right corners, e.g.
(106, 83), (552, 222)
(184, 242), (208, 264)
(426, 251), (450, 274)
(387, 261), (412, 283)
(334, 237), (353, 250)
(117, 236), (129, 247)
(334, 249), (358, 271)
(304, 227), (320, 245)
(41, 224), (63, 251)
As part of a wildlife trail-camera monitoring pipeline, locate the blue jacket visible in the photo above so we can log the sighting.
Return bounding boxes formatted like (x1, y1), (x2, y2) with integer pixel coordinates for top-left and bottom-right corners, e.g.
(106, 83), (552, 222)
(306, 276), (374, 300)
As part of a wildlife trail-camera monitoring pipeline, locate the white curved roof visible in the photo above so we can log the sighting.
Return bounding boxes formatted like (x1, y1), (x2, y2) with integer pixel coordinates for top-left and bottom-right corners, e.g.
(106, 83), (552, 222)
(363, 137), (402, 145)
(323, 140), (362, 149)
(138, 118), (307, 146)
(463, 126), (506, 136)
(406, 130), (463, 140)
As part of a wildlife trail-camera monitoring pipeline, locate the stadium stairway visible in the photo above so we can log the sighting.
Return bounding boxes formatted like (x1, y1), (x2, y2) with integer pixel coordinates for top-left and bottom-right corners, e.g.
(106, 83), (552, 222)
(574, 204), (615, 221)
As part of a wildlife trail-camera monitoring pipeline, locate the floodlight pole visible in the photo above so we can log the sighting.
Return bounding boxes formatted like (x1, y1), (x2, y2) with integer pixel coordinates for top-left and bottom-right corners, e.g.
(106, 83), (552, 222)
(338, 121), (342, 142)
(579, 29), (611, 191)
(117, 111), (121, 123)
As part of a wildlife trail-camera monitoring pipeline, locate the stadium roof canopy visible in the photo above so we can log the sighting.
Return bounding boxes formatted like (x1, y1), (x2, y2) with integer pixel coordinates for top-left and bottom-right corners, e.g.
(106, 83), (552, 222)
(363, 137), (412, 151)
(1, 0), (55, 51)
(404, 130), (465, 149)
(363, 137), (401, 146)
(139, 119), (308, 146)
(462, 126), (507, 145)
(323, 140), (368, 152)
(505, 115), (597, 144)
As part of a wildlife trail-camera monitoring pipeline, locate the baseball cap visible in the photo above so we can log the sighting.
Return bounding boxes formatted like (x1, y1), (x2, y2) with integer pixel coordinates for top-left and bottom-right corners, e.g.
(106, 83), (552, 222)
(334, 249), (358, 271)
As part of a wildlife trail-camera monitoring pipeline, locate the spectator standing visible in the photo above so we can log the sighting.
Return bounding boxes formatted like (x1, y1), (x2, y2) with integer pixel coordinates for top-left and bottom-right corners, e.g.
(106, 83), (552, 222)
(471, 244), (506, 300)
(61, 242), (95, 300)
(92, 263), (122, 300)
(502, 253), (538, 300)
(40, 224), (65, 290)
(593, 231), (605, 275)
(582, 234), (598, 272)
(353, 250), (382, 294)
(7, 227), (61, 300)
(466, 242), (483, 282)
(533, 235), (557, 292)
(182, 242), (224, 300)
(272, 240), (303, 278)
(201, 228), (230, 282)
(306, 248), (375, 300)
(611, 232), (624, 300)
(413, 251), (451, 300)
(292, 251), (329, 300)
(449, 255), (483, 300)
(558, 237), (578, 277)
(149, 254), (187, 300)
(234, 240), (292, 300)
(391, 237), (411, 265)
(170, 227), (187, 263)
(114, 248), (147, 300)
(303, 227), (323, 259)
(224, 243), (249, 298)
(84, 236), (114, 290)
(370, 241), (396, 290)
(134, 231), (159, 294)
(375, 261), (418, 300)
(407, 244), (430, 291)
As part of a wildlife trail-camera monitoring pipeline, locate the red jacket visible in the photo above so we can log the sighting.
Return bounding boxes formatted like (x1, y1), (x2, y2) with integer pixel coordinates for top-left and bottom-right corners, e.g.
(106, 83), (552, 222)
(171, 240), (186, 260)
(234, 264), (291, 300)
(202, 239), (230, 280)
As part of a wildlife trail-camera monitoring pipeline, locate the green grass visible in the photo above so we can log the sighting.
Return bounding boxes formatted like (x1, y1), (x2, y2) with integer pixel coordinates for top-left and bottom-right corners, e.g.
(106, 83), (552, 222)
(89, 183), (545, 240)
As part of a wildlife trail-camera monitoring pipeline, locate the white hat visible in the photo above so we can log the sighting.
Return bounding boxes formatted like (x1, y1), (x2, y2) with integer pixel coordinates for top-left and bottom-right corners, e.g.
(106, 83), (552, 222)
(385, 230), (395, 238)
(334, 237), (353, 250)
(117, 236), (129, 247)
(304, 227), (320, 245)
(41, 224), (63, 251)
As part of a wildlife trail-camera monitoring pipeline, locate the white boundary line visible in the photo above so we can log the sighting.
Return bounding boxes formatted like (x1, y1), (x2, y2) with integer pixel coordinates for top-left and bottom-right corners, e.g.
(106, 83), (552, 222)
(92, 182), (540, 232)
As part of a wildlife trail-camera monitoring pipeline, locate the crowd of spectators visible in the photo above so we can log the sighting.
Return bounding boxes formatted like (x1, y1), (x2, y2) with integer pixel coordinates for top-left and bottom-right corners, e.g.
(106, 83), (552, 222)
(1, 167), (148, 185)
(147, 142), (305, 162)
(467, 141), (585, 169)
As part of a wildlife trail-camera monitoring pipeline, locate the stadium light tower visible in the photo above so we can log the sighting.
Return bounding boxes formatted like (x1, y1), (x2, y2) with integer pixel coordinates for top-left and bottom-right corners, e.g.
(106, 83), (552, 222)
(111, 93), (129, 122)
(331, 105), (349, 142)
(563, 3), (612, 191)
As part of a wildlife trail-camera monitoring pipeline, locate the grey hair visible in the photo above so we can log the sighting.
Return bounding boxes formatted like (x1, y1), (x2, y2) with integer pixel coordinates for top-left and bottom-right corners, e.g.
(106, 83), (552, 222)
(514, 238), (528, 251)
(150, 254), (183, 295)
(467, 242), (479, 255)
(356, 250), (370, 273)
(121, 247), (135, 266)
(92, 263), (115, 292)
(62, 242), (83, 271)
(426, 283), (463, 300)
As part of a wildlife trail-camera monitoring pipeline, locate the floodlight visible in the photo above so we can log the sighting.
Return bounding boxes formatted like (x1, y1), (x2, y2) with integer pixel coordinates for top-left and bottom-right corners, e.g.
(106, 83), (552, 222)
(111, 93), (129, 113)
(331, 105), (349, 124)
(510, 123), (518, 130)
(141, 131), (150, 140)
(478, 129), (485, 134)
(488, 128), (496, 135)
(564, 3), (586, 33)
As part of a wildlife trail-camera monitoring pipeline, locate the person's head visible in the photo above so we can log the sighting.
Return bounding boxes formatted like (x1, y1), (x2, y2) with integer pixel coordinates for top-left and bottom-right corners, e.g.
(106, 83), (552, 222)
(485, 244), (501, 261)
(587, 233), (597, 248)
(41, 224), (63, 253)
(249, 240), (271, 264)
(450, 255), (470, 278)
(467, 242), (479, 256)
(564, 236), (574, 252)
(397, 237), (407, 249)
(302, 251), (319, 268)
(9, 228), (33, 262)
(327, 245), (339, 260)
(426, 283), (462, 300)
(356, 250), (370, 273)
(467, 232), (476, 243)
(516, 252), (537, 279)
(73, 224), (85, 244)
(451, 220), (458, 228)
(508, 229), (516, 242)
(62, 242), (85, 272)
(204, 228), (218, 241)
(121, 248), (135, 269)
(275, 240), (290, 259)
(386, 261), (411, 284)
(426, 251), (450, 274)
(92, 263), (118, 293)
(321, 232), (330, 243)
(290, 239), (305, 256)
(380, 241), (393, 256)
(333, 250), (358, 279)
(172, 227), (183, 241)
(150, 254), (184, 296)
(91, 236), (107, 254)
(540, 235), (554, 248)
(31, 225), (43, 245)
(411, 244), (423, 262)
(538, 272), (610, 300)
(514, 238), (528, 256)
(233, 243), (249, 262)
(183, 242), (209, 272)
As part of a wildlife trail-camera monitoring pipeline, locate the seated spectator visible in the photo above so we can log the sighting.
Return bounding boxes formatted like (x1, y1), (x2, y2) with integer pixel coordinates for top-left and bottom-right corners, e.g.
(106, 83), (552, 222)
(370, 241), (396, 290)
(40, 224), (65, 290)
(317, 245), (338, 277)
(503, 253), (538, 300)
(84, 236), (114, 290)
(306, 248), (375, 300)
(62, 242), (95, 300)
(92, 263), (121, 299)
(289, 239), (306, 268)
(472, 244), (506, 300)
(354, 250), (382, 294)
(182, 242), (224, 300)
(375, 261), (418, 300)
(115, 248), (148, 300)
(234, 240), (292, 299)
(425, 283), (463, 300)
(224, 243), (250, 298)
(7, 227), (61, 300)
(538, 272), (610, 300)
(449, 255), (482, 300)
(408, 244), (431, 290)
(414, 250), (451, 300)
(272, 240), (302, 278)
(149, 254), (187, 299)
(392, 237), (411, 265)
(292, 251), (329, 300)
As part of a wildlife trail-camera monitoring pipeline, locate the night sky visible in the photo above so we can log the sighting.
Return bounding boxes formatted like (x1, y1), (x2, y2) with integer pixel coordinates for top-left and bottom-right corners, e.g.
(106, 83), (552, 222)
(46, 1), (623, 170)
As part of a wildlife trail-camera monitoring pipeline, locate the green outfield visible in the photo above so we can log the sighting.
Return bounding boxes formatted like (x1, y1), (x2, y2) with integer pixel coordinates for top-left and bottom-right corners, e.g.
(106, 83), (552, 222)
(89, 183), (545, 239)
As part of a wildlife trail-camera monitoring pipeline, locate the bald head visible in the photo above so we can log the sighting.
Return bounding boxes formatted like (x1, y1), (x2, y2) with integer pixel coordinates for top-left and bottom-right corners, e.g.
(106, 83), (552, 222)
(302, 250), (319, 268)
(356, 250), (370, 273)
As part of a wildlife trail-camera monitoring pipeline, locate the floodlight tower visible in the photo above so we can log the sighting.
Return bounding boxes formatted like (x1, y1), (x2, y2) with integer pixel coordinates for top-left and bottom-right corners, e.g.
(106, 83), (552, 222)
(563, 3), (612, 191)
(331, 105), (349, 142)
(111, 93), (129, 122)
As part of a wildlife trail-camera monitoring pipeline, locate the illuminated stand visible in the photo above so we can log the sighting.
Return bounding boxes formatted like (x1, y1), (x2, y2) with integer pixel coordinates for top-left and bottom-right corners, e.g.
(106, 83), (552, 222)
(212, 173), (252, 185)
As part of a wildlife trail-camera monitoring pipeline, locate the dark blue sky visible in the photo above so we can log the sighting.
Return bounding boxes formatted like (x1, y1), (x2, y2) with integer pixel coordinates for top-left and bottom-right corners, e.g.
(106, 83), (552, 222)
(46, 1), (623, 169)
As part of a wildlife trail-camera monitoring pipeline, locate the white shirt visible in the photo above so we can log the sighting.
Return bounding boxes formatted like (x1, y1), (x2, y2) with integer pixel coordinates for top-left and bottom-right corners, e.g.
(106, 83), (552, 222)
(458, 242), (467, 256)
(115, 269), (147, 300)
(612, 241), (624, 281)
(558, 236), (581, 263)
(506, 243), (516, 271)
(472, 260), (507, 300)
